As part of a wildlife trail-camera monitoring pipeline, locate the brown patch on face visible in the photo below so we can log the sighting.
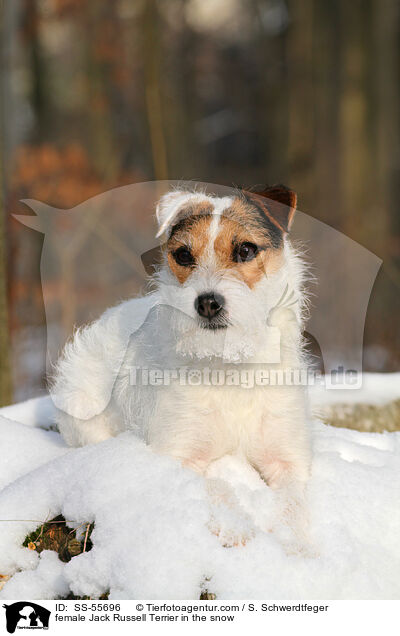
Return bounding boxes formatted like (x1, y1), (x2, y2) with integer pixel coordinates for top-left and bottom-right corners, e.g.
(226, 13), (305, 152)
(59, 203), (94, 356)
(226, 196), (284, 247)
(212, 214), (284, 288)
(165, 200), (214, 284)
(212, 196), (285, 288)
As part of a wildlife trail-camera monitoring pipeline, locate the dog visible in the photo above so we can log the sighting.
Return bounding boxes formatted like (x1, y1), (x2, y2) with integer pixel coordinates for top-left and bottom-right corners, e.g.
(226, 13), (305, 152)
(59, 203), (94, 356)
(52, 185), (312, 521)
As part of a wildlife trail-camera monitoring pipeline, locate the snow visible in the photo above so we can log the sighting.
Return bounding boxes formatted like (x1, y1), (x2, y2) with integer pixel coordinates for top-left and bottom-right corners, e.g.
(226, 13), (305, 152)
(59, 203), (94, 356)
(0, 415), (68, 490)
(0, 375), (399, 600)
(0, 551), (69, 599)
(308, 372), (400, 409)
(0, 396), (56, 430)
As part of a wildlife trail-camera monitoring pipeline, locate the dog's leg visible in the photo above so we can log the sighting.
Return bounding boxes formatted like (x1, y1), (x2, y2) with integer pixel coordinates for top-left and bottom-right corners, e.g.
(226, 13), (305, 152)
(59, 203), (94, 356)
(148, 417), (255, 546)
(248, 403), (312, 552)
(52, 317), (126, 447)
(56, 407), (120, 447)
(256, 455), (311, 553)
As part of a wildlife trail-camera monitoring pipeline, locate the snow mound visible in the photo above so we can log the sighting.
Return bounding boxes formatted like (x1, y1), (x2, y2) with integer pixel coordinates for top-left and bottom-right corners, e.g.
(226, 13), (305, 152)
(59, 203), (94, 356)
(0, 401), (400, 599)
(308, 372), (400, 408)
(0, 415), (68, 490)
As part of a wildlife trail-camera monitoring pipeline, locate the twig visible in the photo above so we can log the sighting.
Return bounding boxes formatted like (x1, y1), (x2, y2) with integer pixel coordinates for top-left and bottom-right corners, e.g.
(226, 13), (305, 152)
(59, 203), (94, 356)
(83, 523), (91, 553)
(0, 519), (80, 523)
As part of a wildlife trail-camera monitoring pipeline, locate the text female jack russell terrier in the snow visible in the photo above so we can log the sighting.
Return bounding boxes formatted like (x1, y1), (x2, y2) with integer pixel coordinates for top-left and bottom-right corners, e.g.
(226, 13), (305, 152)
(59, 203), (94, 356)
(53, 185), (311, 499)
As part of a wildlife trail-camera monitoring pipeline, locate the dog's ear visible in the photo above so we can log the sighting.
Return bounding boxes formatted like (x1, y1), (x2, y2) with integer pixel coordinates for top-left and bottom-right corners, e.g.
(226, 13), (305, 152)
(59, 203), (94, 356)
(155, 190), (195, 238)
(248, 184), (297, 233)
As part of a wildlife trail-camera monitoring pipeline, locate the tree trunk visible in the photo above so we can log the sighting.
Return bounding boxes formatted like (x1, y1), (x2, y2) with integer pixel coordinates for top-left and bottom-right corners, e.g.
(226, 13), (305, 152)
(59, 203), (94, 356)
(0, 0), (12, 406)
(286, 0), (315, 211)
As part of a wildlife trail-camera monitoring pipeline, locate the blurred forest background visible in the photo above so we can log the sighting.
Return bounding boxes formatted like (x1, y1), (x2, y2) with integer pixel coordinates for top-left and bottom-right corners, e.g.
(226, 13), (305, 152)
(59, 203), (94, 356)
(0, 0), (399, 404)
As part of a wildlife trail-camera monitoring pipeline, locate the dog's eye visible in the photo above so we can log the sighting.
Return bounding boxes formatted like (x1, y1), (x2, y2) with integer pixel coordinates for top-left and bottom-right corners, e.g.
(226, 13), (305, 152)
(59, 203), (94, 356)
(234, 242), (259, 263)
(173, 247), (194, 267)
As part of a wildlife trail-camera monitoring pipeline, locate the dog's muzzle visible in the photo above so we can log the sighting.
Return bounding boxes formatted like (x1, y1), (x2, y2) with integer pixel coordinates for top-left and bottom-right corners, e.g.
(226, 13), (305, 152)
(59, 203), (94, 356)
(194, 292), (228, 329)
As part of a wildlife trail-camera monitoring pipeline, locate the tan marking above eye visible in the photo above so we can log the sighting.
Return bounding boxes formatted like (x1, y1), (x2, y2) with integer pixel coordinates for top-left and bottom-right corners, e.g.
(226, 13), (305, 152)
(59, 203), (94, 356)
(166, 214), (214, 283)
(213, 217), (284, 288)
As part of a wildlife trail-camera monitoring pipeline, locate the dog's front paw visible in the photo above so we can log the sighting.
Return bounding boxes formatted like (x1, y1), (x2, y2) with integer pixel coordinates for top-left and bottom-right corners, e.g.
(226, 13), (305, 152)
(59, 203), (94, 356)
(207, 478), (256, 547)
(208, 517), (255, 548)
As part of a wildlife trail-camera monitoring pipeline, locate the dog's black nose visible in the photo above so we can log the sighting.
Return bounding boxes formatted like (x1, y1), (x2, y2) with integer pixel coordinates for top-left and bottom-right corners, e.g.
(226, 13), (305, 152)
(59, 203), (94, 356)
(195, 292), (225, 319)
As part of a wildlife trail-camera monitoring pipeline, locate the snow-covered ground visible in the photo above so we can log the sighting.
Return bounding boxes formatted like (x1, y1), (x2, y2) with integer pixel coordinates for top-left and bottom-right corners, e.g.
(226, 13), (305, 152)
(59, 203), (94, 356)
(0, 374), (399, 599)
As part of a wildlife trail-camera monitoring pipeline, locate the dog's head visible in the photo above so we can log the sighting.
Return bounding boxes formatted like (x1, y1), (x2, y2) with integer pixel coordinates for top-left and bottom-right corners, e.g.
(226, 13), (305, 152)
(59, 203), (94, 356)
(154, 186), (301, 360)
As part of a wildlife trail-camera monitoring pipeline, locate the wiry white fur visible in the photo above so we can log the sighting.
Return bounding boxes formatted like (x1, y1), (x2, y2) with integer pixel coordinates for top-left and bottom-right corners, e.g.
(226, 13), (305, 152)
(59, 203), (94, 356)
(52, 189), (312, 539)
